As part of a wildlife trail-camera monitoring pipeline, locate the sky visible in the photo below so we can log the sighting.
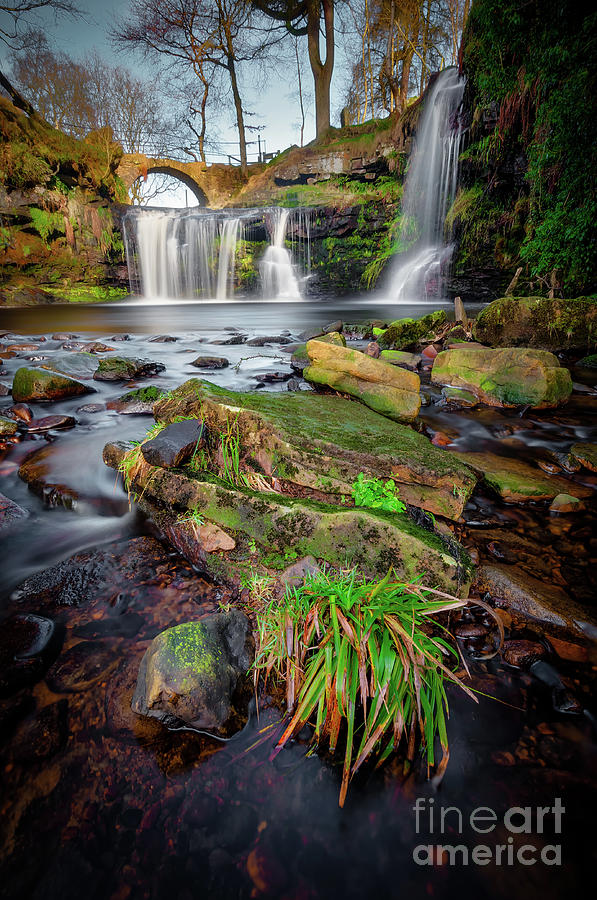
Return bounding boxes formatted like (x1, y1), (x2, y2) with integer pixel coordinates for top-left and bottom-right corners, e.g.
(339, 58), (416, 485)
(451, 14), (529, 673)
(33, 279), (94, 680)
(0, 0), (349, 203)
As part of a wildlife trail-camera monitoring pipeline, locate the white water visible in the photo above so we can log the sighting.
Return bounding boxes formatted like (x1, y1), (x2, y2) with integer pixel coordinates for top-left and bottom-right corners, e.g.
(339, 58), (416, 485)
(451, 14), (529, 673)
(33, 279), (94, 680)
(123, 207), (312, 302)
(387, 67), (466, 302)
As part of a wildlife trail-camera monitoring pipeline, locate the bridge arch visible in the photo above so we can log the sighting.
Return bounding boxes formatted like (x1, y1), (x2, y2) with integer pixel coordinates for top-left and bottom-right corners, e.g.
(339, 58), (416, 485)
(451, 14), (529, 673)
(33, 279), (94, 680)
(117, 153), (247, 209)
(136, 166), (208, 206)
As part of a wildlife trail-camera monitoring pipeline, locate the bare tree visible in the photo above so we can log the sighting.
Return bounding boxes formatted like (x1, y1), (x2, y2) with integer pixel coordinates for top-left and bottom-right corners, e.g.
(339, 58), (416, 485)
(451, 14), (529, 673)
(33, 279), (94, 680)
(0, 0), (80, 49)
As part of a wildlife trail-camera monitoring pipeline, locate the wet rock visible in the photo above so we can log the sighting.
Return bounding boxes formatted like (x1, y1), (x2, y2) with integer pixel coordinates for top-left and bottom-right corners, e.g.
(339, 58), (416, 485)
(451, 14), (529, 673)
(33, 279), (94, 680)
(131, 611), (253, 730)
(432, 347), (572, 408)
(6, 402), (33, 422)
(503, 639), (546, 668)
(210, 334), (247, 345)
(77, 402), (104, 413)
(245, 335), (293, 346)
(453, 450), (590, 503)
(474, 297), (597, 351)
(41, 351), (99, 379)
(0, 382), (10, 396)
(25, 415), (76, 433)
(454, 623), (488, 638)
(12, 367), (94, 402)
(141, 419), (206, 468)
(107, 386), (167, 415)
(474, 564), (597, 648)
(442, 387), (478, 407)
(81, 342), (115, 353)
(377, 311), (446, 350)
(149, 335), (178, 343)
(323, 319), (343, 334)
(6, 343), (39, 352)
(576, 353), (597, 368)
(569, 442), (597, 472)
(11, 699), (68, 760)
(0, 492), (28, 534)
(364, 341), (380, 358)
(0, 415), (18, 435)
(191, 356), (229, 369)
(52, 333), (77, 341)
(250, 372), (292, 383)
(549, 493), (584, 513)
(379, 349), (420, 369)
(111, 333), (131, 341)
(46, 641), (117, 692)
(305, 339), (421, 422)
(18, 445), (79, 508)
(0, 613), (59, 696)
(421, 344), (439, 362)
(93, 357), (166, 382)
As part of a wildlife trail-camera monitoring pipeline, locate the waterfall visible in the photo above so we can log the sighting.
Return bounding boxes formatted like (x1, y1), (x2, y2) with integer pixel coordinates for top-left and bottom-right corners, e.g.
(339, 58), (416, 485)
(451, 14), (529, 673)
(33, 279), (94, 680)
(387, 67), (466, 302)
(260, 208), (301, 299)
(123, 206), (312, 302)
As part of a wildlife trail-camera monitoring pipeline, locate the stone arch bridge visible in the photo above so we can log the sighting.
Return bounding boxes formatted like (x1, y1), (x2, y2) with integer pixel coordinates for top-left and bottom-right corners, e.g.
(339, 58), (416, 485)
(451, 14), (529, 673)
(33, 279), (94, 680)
(117, 154), (249, 208)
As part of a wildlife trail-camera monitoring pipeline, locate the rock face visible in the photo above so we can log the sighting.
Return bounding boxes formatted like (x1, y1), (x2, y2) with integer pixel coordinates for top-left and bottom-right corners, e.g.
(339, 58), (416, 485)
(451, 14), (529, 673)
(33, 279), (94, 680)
(93, 357), (166, 382)
(431, 347), (572, 408)
(473, 297), (597, 351)
(377, 311), (446, 350)
(304, 339), (421, 422)
(153, 380), (476, 519)
(141, 419), (206, 468)
(131, 612), (252, 730)
(12, 366), (94, 402)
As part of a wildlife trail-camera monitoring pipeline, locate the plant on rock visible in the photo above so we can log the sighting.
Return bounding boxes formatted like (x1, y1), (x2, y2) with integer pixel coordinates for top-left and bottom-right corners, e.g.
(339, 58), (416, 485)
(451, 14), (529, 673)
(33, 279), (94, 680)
(253, 569), (477, 807)
(352, 472), (406, 514)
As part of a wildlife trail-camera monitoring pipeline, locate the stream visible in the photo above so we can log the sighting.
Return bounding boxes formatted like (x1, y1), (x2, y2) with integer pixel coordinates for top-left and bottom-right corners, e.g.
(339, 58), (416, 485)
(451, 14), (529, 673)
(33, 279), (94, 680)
(1, 298), (596, 900)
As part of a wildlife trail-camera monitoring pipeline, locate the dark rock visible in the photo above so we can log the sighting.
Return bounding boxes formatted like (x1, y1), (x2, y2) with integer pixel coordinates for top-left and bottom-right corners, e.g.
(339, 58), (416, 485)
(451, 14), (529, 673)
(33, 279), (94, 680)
(52, 333), (77, 341)
(365, 341), (380, 358)
(25, 415), (76, 433)
(131, 611), (253, 730)
(11, 699), (68, 760)
(323, 320), (343, 334)
(12, 366), (94, 402)
(41, 351), (99, 379)
(106, 385), (166, 415)
(245, 336), (292, 347)
(298, 326), (325, 341)
(0, 492), (28, 534)
(111, 334), (131, 341)
(191, 356), (230, 369)
(93, 357), (166, 382)
(0, 383), (10, 396)
(6, 402), (33, 422)
(503, 639), (546, 668)
(46, 641), (117, 692)
(210, 335), (247, 346)
(250, 372), (292, 383)
(141, 419), (206, 468)
(0, 613), (60, 696)
(18, 445), (79, 508)
(149, 335), (178, 343)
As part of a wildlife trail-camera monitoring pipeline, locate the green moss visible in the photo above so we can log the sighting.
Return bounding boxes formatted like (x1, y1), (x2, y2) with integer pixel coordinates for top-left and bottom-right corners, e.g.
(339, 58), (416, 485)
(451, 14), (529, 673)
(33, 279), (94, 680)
(377, 311), (446, 350)
(473, 297), (597, 350)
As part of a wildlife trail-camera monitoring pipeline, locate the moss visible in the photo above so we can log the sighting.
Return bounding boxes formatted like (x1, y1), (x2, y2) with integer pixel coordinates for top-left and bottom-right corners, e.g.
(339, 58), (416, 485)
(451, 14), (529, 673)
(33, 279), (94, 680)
(474, 297), (597, 350)
(377, 311), (446, 350)
(119, 386), (167, 403)
(164, 622), (221, 688)
(50, 284), (129, 304)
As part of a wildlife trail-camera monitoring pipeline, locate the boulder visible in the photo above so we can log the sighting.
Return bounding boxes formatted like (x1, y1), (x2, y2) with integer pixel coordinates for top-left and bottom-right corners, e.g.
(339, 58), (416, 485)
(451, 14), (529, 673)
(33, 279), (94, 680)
(191, 356), (230, 369)
(290, 332), (346, 373)
(379, 350), (420, 370)
(473, 297), (597, 351)
(141, 419), (206, 468)
(0, 416), (18, 435)
(93, 357), (166, 382)
(151, 379), (475, 518)
(304, 339), (421, 422)
(570, 442), (597, 472)
(40, 351), (99, 379)
(12, 366), (94, 402)
(377, 310), (446, 350)
(431, 347), (572, 408)
(107, 385), (166, 415)
(454, 451), (590, 503)
(131, 612), (253, 730)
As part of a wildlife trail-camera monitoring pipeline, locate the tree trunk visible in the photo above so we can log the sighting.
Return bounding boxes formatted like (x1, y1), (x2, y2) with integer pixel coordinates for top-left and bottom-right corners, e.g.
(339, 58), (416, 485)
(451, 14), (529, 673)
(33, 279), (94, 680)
(0, 69), (39, 119)
(228, 55), (247, 175)
(307, 0), (334, 137)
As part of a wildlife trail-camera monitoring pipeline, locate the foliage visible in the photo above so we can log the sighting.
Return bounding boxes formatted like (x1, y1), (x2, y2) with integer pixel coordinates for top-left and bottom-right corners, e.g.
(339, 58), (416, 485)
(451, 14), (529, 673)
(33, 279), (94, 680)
(351, 473), (406, 514)
(253, 568), (475, 806)
(177, 506), (205, 531)
(219, 416), (250, 489)
(28, 207), (65, 245)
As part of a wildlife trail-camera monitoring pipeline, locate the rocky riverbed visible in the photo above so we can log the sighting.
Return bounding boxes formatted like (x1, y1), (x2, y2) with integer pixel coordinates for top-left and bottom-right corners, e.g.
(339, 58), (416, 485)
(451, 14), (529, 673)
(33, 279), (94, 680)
(1, 297), (596, 899)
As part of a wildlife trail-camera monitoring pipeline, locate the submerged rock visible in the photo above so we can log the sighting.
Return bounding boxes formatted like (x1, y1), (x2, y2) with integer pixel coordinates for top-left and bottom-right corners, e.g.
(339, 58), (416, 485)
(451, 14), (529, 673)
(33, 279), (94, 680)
(18, 445), (79, 508)
(131, 612), (253, 730)
(0, 613), (59, 696)
(93, 357), (166, 382)
(141, 419), (206, 468)
(305, 339), (421, 422)
(431, 347), (572, 408)
(473, 297), (597, 351)
(12, 366), (94, 402)
(377, 310), (446, 350)
(152, 379), (476, 518)
(0, 491), (28, 533)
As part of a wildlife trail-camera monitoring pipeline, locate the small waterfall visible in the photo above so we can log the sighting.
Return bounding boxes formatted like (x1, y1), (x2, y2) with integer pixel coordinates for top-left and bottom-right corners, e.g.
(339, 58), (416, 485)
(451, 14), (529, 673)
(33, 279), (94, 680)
(123, 206), (312, 302)
(388, 67), (466, 302)
(260, 208), (301, 299)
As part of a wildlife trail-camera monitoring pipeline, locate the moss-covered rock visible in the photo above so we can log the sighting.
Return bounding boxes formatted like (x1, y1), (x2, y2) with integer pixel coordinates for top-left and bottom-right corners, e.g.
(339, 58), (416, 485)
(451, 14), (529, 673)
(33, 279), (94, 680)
(131, 612), (253, 731)
(454, 451), (591, 503)
(305, 339), (421, 422)
(0, 416), (18, 435)
(569, 443), (597, 472)
(431, 347), (572, 408)
(290, 332), (346, 373)
(103, 444), (473, 594)
(473, 297), (597, 350)
(377, 310), (446, 350)
(93, 357), (166, 382)
(152, 379), (476, 519)
(576, 354), (597, 368)
(379, 349), (421, 370)
(12, 366), (94, 402)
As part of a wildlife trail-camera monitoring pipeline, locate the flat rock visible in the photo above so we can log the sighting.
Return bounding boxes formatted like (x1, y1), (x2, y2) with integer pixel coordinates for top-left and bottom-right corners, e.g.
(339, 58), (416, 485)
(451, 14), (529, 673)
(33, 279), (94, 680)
(305, 339), (421, 422)
(0, 492), (28, 533)
(245, 336), (293, 346)
(570, 442), (597, 472)
(432, 347), (572, 408)
(106, 386), (166, 415)
(455, 451), (591, 503)
(93, 357), (166, 382)
(12, 366), (94, 402)
(81, 342), (115, 353)
(40, 351), (99, 379)
(191, 356), (230, 369)
(210, 334), (247, 346)
(474, 564), (597, 649)
(149, 335), (178, 343)
(131, 612), (253, 730)
(141, 419), (206, 468)
(152, 380), (477, 519)
(25, 415), (76, 433)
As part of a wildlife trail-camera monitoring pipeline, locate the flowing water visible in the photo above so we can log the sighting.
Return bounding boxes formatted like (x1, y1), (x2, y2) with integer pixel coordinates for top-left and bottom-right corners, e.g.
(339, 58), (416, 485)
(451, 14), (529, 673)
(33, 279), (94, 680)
(388, 67), (466, 302)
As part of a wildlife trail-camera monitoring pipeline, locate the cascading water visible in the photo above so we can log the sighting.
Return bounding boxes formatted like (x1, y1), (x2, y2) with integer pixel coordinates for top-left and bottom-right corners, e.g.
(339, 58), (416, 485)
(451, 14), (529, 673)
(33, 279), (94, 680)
(123, 206), (312, 302)
(387, 67), (466, 302)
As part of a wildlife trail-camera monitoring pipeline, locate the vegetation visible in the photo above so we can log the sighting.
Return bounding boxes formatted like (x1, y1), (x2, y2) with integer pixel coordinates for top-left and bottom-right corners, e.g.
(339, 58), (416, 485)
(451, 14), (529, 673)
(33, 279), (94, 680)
(352, 473), (406, 514)
(253, 567), (476, 806)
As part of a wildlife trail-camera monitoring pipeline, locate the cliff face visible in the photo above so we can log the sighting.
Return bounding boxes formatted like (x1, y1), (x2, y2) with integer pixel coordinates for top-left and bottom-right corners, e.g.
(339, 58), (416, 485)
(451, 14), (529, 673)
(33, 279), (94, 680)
(453, 0), (597, 297)
(0, 96), (129, 304)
